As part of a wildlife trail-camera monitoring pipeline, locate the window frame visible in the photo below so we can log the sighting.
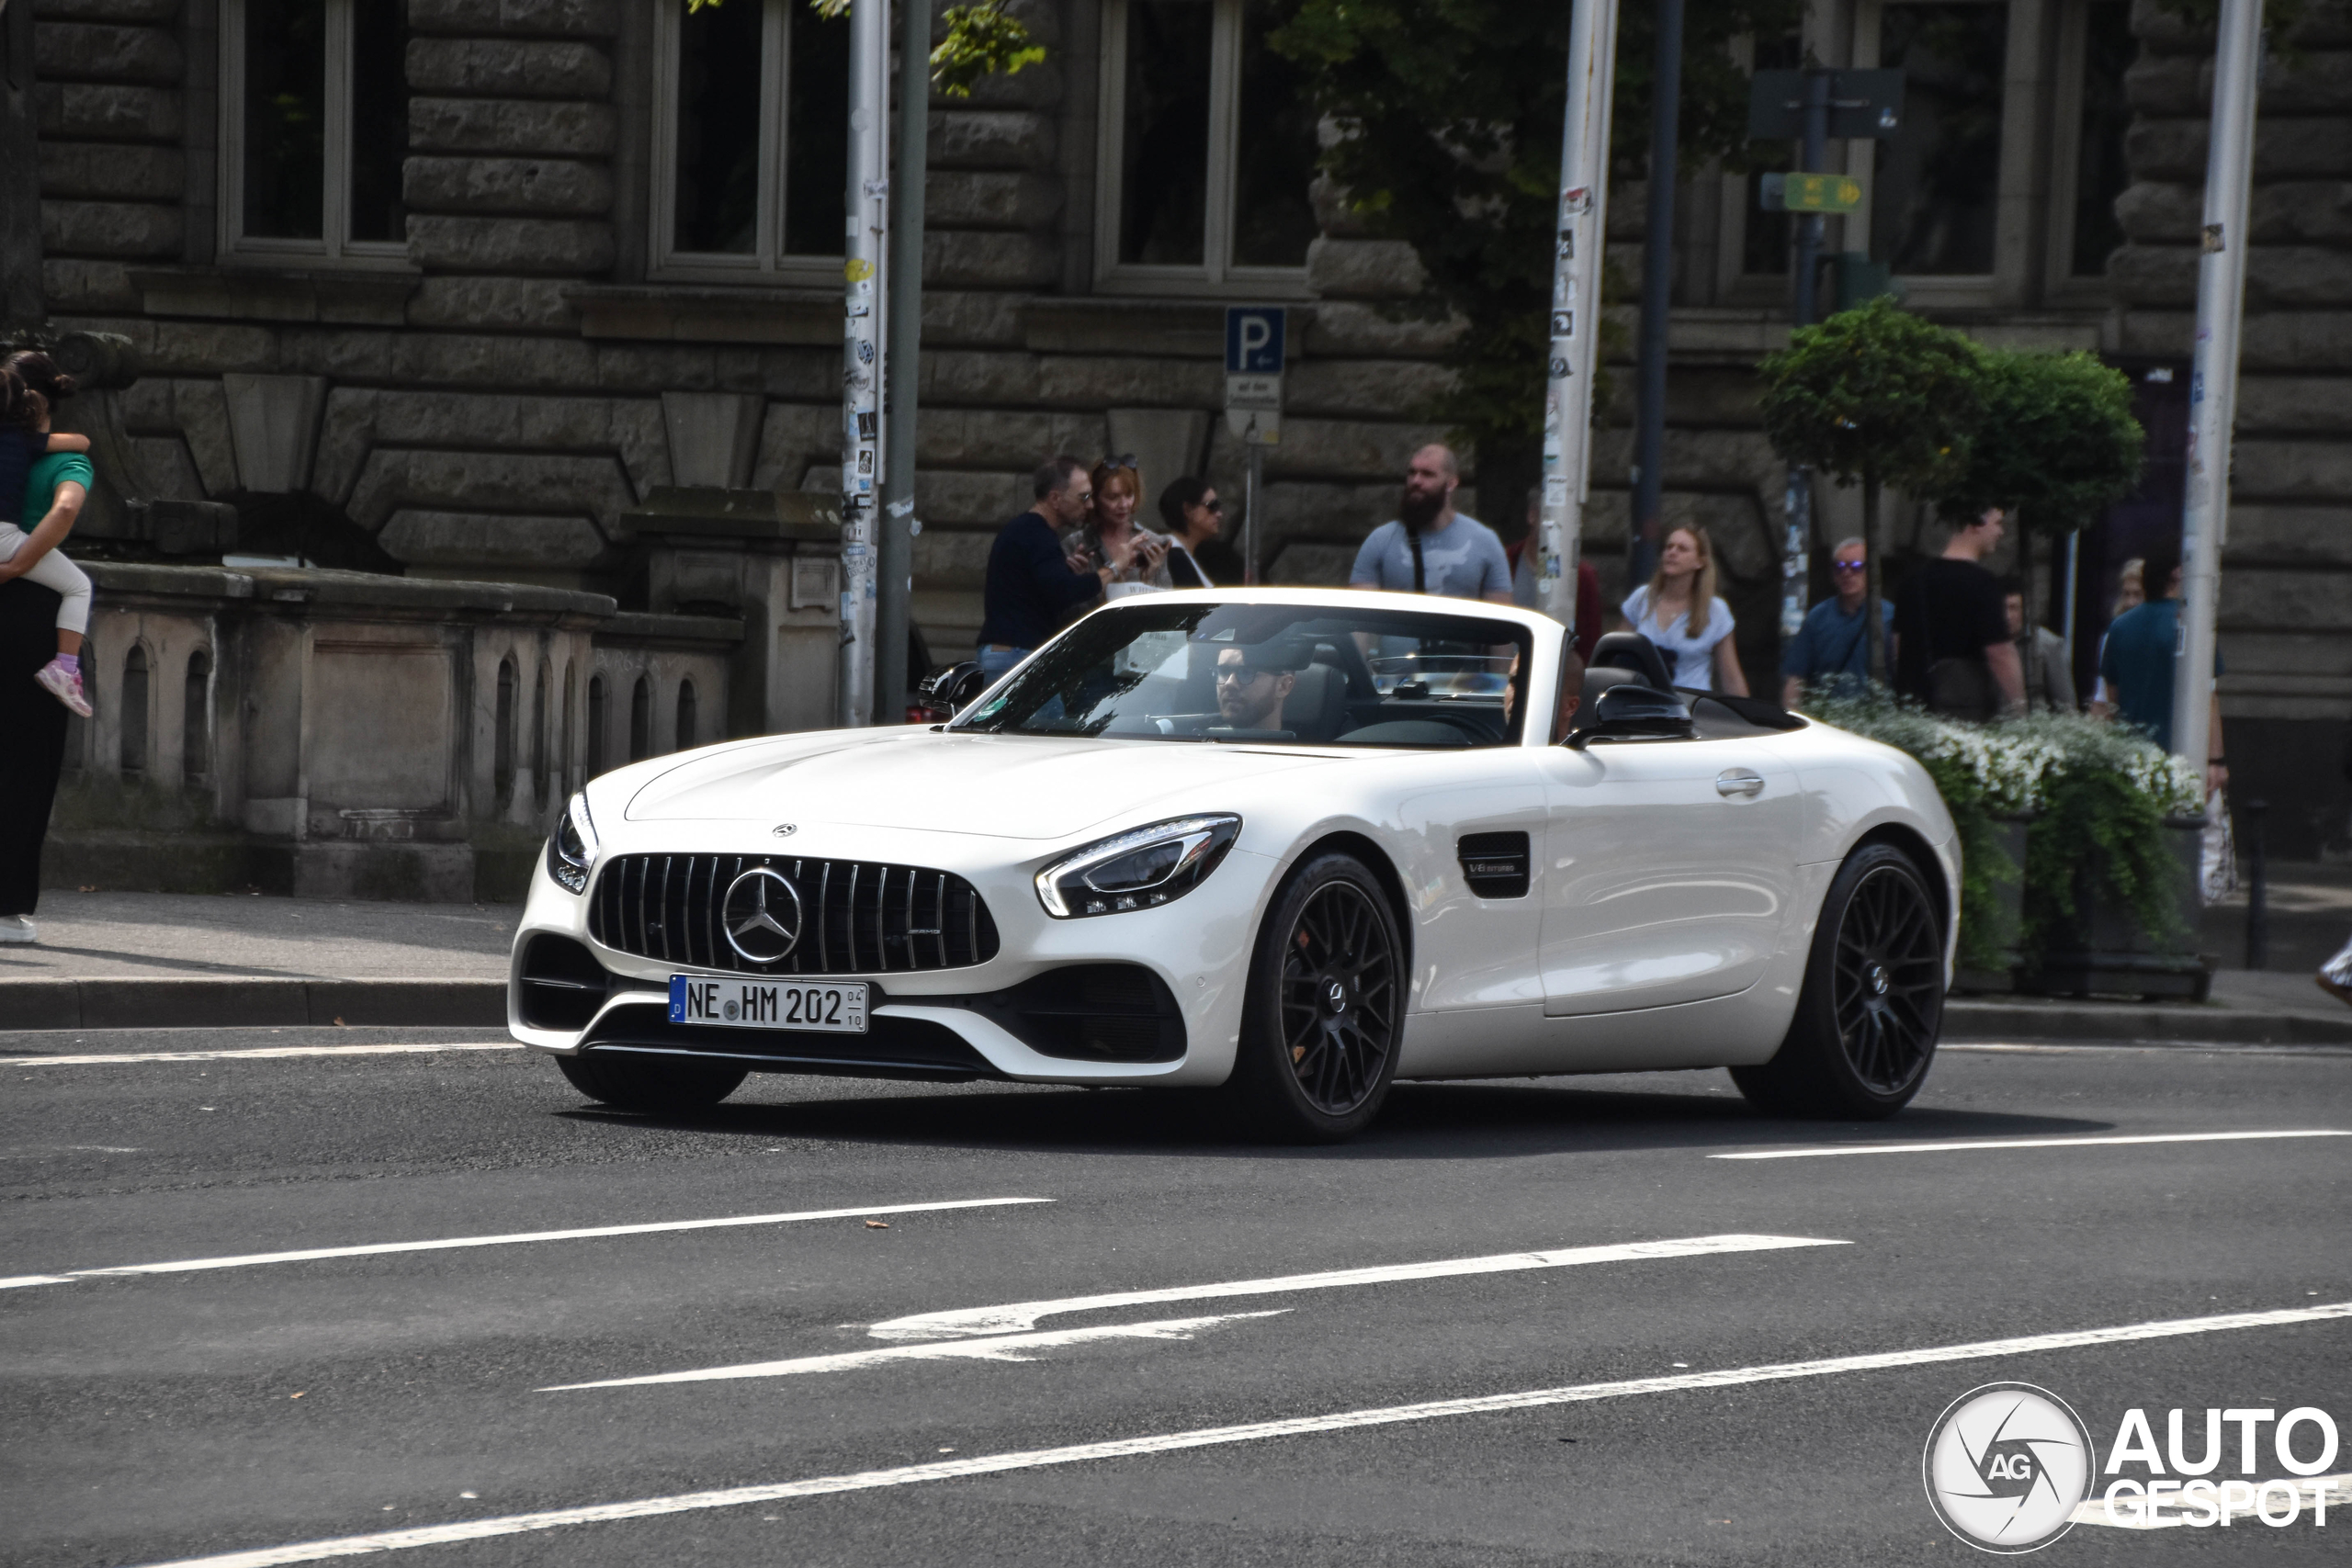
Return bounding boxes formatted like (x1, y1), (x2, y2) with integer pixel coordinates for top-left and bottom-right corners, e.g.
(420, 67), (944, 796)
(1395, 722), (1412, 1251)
(1092, 0), (1313, 297)
(218, 0), (412, 268)
(1848, 0), (2051, 310)
(648, 0), (841, 284)
(2041, 0), (2128, 303)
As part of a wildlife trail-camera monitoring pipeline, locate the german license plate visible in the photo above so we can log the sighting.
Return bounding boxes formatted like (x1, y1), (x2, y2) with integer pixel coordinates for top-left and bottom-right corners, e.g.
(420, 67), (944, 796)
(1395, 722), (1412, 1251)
(668, 976), (867, 1033)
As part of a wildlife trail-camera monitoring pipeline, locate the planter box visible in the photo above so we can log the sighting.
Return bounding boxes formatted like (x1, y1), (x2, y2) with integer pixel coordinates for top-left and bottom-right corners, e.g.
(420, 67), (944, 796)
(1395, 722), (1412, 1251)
(1954, 813), (2031, 994)
(2018, 814), (2212, 1001)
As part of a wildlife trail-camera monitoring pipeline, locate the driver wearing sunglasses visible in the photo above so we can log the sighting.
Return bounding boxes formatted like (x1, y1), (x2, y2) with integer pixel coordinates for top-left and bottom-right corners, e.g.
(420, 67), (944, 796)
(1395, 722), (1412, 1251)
(1780, 536), (1894, 709)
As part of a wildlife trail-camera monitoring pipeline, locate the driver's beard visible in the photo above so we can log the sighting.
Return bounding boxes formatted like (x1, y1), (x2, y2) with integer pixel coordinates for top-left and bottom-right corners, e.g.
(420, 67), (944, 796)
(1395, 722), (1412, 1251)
(1398, 489), (1444, 532)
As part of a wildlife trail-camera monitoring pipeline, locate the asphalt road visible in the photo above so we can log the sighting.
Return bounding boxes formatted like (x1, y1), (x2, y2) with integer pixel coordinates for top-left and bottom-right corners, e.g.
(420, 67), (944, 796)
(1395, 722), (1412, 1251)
(3, 1025), (2347, 1567)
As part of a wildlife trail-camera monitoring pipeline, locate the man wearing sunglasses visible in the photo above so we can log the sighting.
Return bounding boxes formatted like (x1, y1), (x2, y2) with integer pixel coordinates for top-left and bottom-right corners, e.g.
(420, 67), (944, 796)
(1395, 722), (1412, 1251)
(1213, 645), (1300, 732)
(1780, 536), (1894, 708)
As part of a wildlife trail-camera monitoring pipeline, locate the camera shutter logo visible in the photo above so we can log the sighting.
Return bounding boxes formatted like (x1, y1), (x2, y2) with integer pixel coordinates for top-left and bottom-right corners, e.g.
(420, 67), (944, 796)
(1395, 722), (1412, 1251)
(1923, 1382), (2095, 1553)
(722, 867), (805, 964)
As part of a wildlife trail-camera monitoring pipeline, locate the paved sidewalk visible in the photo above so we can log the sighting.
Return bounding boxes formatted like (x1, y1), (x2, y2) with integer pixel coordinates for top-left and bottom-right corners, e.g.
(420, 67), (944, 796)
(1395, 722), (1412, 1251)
(6, 883), (2352, 1040)
(2, 891), (514, 1029)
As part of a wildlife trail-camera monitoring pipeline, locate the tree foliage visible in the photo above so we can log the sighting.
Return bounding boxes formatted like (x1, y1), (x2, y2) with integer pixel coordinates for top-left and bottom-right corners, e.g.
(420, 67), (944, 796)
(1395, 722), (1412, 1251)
(690, 0), (1045, 98)
(1757, 296), (1984, 679)
(1267, 0), (1803, 456)
(1756, 297), (1982, 500)
(1939, 349), (2143, 537)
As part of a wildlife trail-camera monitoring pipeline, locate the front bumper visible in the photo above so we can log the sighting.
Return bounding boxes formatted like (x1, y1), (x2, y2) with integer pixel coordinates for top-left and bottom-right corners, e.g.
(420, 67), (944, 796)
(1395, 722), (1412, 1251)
(506, 832), (1270, 1088)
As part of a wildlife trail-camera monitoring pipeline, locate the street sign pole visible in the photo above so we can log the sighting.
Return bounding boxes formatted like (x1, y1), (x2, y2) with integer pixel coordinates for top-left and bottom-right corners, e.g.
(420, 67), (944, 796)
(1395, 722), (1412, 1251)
(835, 0), (889, 728)
(1780, 72), (1829, 646)
(877, 0), (933, 725)
(1627, 0), (1685, 591)
(1535, 0), (1620, 632)
(2172, 0), (2263, 780)
(1224, 306), (1286, 587)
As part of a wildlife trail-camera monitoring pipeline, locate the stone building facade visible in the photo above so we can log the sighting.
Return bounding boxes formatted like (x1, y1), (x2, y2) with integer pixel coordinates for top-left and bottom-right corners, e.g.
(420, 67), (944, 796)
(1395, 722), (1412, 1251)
(7, 0), (2351, 849)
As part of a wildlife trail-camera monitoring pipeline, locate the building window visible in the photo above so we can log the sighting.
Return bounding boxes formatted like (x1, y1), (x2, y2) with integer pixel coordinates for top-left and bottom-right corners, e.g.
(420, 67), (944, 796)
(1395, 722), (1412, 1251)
(1096, 0), (1319, 290)
(220, 0), (410, 263)
(650, 0), (847, 279)
(2063, 0), (2136, 279)
(1869, 1), (2009, 278)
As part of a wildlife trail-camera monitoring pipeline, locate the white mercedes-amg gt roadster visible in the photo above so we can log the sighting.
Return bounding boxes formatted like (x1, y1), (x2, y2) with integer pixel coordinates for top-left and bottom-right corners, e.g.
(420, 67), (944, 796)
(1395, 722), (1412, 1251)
(510, 589), (1958, 1140)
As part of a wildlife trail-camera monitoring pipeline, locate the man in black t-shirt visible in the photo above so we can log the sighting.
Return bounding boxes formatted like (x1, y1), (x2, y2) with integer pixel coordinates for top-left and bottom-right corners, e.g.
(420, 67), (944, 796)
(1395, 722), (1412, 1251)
(1893, 507), (2025, 716)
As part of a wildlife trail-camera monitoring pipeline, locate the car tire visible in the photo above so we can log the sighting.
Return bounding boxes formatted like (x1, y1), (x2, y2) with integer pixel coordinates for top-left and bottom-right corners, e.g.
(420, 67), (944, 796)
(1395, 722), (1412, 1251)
(1732, 842), (1944, 1120)
(1226, 852), (1405, 1143)
(556, 1052), (748, 1114)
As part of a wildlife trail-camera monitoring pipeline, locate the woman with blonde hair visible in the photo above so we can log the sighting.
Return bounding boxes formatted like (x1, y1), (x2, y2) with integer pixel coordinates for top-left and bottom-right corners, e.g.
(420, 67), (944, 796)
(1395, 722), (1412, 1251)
(1066, 456), (1169, 589)
(1619, 524), (1747, 694)
(2088, 557), (2144, 716)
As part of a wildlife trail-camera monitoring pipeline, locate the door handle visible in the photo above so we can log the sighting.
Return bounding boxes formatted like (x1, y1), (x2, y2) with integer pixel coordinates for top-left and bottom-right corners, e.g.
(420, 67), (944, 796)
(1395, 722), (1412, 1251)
(1715, 769), (1766, 798)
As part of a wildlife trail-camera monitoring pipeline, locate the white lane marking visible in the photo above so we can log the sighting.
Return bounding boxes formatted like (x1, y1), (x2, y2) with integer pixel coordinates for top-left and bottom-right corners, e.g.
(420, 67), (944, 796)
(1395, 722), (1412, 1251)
(542, 1312), (1290, 1391)
(2069, 1472), (2349, 1529)
(0, 1198), (1053, 1292)
(868, 1233), (1847, 1343)
(0, 1043), (524, 1066)
(1710, 1129), (2351, 1161)
(136, 1300), (2352, 1568)
(1949, 1043), (2352, 1058)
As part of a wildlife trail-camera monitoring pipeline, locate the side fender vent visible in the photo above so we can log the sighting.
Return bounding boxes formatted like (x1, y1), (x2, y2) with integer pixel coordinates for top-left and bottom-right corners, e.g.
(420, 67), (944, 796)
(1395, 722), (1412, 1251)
(1457, 831), (1532, 899)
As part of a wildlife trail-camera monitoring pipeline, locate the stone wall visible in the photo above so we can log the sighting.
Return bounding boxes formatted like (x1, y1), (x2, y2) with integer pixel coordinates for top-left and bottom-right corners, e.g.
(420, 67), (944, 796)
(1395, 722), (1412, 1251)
(2111, 0), (2352, 854)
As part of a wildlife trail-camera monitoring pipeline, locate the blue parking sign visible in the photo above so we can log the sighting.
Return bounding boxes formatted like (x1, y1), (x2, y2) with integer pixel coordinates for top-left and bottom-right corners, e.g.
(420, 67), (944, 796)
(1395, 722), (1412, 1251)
(1225, 307), (1286, 375)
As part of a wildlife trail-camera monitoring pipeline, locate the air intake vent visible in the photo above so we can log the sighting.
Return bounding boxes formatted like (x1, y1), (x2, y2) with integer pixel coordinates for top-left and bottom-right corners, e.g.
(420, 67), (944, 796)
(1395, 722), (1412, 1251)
(1457, 831), (1531, 898)
(588, 854), (1000, 975)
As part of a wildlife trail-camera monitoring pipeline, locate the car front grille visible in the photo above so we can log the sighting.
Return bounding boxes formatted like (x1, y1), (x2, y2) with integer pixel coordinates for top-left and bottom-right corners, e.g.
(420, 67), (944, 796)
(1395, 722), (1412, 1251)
(588, 854), (1000, 975)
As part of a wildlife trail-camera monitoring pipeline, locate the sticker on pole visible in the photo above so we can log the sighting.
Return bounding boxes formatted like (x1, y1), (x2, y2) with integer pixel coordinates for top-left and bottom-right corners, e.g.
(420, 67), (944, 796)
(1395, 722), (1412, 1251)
(1225, 307), (1285, 444)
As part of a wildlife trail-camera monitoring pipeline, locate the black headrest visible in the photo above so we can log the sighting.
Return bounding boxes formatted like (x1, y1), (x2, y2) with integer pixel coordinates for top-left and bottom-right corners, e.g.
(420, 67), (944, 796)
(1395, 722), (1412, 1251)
(1589, 631), (1672, 691)
(1287, 661), (1349, 741)
(1577, 664), (1642, 723)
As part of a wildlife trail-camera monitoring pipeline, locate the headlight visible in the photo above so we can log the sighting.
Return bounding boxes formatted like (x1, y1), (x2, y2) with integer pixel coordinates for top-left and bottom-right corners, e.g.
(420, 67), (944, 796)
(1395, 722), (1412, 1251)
(546, 791), (600, 895)
(1035, 815), (1240, 919)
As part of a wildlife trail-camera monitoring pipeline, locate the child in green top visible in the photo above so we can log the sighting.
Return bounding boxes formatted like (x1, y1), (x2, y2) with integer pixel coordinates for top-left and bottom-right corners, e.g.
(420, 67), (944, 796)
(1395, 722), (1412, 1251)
(0, 355), (96, 717)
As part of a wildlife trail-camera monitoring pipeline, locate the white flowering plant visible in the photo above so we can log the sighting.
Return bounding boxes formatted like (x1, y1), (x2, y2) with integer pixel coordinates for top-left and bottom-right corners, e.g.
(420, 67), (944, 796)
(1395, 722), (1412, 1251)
(1806, 694), (2202, 970)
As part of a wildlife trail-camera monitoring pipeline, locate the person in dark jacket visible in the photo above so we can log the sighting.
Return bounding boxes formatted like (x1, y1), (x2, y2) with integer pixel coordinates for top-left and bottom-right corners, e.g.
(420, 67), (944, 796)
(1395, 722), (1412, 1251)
(977, 457), (1131, 679)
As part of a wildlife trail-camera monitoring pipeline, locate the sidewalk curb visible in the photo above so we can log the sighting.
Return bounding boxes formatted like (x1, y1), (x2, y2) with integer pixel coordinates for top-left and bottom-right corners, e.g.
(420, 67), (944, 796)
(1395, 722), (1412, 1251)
(0, 978), (507, 1031)
(1945, 998), (2352, 1046)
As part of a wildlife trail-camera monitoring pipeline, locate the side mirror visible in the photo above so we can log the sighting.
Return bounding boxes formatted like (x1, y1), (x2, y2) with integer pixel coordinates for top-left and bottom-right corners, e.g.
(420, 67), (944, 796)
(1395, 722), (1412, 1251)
(917, 660), (989, 721)
(1568, 682), (1694, 748)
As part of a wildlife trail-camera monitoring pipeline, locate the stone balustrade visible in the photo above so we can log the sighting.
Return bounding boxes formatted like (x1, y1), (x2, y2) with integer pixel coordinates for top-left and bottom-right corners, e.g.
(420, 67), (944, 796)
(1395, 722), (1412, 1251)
(46, 561), (745, 901)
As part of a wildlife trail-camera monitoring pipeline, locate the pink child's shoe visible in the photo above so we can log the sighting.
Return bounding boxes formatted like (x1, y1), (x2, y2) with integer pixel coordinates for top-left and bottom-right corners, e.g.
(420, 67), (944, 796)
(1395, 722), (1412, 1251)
(35, 658), (92, 717)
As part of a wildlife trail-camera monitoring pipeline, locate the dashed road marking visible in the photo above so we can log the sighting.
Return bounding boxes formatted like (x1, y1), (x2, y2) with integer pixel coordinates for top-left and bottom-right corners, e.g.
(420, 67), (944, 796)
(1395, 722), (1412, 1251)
(135, 1300), (2352, 1568)
(0, 1197), (1054, 1292)
(543, 1311), (1288, 1390)
(867, 1233), (1849, 1342)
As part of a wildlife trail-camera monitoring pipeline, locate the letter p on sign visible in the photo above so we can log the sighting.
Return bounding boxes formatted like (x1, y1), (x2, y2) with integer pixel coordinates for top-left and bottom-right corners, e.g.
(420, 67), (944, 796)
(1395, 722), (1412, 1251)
(1226, 308), (1286, 375)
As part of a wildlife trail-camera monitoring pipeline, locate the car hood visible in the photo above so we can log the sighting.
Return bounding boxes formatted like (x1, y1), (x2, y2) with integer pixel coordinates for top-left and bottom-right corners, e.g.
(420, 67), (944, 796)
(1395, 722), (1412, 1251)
(623, 728), (1341, 840)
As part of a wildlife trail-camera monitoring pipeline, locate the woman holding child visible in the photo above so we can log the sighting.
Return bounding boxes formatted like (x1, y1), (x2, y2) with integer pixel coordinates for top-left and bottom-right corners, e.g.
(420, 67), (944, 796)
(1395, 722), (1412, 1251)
(0, 351), (98, 944)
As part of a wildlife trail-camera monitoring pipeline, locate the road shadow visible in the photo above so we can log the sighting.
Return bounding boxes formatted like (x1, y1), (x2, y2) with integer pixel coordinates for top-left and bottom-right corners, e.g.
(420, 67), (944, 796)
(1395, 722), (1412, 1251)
(556, 1072), (2114, 1162)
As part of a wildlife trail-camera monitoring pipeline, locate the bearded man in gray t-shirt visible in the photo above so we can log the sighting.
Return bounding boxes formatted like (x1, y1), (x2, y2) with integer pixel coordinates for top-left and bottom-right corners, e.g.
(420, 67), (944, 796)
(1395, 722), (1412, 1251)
(1348, 443), (1514, 603)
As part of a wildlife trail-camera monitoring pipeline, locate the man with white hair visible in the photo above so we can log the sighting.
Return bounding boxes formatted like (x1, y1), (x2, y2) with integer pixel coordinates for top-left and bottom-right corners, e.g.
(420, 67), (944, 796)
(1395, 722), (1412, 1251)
(1780, 536), (1893, 707)
(1349, 444), (1513, 603)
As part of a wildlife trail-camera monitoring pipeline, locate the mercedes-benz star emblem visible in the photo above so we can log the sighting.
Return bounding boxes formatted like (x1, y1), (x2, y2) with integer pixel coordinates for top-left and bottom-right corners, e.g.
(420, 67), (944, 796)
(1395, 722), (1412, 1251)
(721, 866), (805, 964)
(1325, 979), (1348, 1013)
(772, 823), (797, 838)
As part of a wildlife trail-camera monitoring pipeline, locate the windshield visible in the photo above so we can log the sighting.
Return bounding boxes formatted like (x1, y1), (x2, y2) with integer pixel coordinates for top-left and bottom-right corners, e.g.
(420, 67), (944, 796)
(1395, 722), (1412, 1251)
(953, 602), (1533, 748)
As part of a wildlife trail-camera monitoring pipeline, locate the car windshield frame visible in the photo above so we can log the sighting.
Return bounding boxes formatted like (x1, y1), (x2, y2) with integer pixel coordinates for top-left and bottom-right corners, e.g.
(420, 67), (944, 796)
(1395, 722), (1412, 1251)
(950, 600), (1535, 749)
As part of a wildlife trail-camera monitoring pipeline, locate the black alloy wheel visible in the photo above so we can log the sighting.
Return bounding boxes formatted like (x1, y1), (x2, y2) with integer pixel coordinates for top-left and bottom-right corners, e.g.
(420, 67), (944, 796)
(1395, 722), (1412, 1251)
(1833, 862), (1945, 1093)
(1229, 852), (1404, 1141)
(1732, 842), (1943, 1119)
